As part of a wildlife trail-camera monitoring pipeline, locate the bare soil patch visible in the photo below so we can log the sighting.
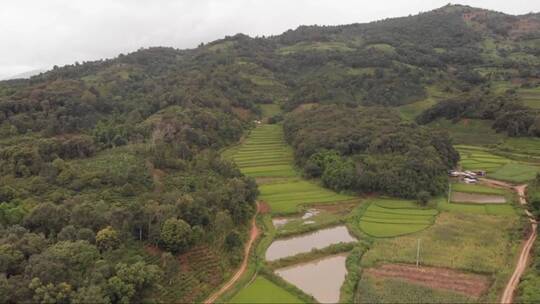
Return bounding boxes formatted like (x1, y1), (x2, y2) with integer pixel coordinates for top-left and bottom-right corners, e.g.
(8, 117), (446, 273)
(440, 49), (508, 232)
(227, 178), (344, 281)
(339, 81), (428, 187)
(365, 263), (491, 298)
(259, 201), (271, 214)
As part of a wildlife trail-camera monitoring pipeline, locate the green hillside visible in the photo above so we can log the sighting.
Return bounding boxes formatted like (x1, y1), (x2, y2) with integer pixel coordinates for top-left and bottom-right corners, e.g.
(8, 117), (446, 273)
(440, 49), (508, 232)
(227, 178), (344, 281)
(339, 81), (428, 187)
(0, 4), (539, 303)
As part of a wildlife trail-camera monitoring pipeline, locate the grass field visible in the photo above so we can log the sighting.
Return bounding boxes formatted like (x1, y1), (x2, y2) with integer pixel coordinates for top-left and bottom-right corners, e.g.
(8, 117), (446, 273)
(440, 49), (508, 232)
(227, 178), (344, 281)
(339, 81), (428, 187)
(259, 179), (354, 214)
(225, 124), (297, 178)
(229, 276), (304, 303)
(277, 42), (354, 55)
(397, 98), (436, 121)
(362, 212), (519, 274)
(438, 199), (515, 216)
(358, 198), (438, 238)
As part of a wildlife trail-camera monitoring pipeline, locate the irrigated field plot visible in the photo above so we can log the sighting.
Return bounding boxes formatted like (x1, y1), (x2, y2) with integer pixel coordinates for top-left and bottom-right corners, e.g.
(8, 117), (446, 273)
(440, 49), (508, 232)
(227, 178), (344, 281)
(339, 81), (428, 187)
(451, 183), (507, 195)
(259, 180), (354, 214)
(358, 199), (438, 237)
(229, 276), (304, 303)
(225, 124), (297, 178)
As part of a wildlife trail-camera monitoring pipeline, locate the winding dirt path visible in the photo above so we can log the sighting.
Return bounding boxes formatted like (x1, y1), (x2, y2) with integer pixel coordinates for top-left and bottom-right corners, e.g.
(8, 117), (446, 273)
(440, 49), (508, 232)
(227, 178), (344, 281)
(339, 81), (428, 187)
(480, 178), (537, 303)
(500, 184), (537, 304)
(204, 202), (260, 304)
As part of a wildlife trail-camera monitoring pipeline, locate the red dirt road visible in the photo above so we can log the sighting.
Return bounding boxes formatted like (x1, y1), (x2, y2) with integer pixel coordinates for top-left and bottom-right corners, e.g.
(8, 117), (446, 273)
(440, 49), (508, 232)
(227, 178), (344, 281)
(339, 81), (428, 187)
(204, 202), (260, 304)
(480, 178), (538, 303)
(499, 183), (537, 304)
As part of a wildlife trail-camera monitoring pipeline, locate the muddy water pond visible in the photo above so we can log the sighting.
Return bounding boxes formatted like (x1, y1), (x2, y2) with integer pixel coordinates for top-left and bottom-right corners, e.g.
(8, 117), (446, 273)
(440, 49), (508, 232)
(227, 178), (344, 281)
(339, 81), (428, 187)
(265, 225), (356, 261)
(451, 191), (506, 204)
(275, 253), (348, 303)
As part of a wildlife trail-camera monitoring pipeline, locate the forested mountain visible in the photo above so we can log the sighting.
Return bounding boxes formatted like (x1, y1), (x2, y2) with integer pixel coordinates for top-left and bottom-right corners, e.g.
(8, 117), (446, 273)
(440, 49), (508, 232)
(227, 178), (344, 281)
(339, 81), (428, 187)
(0, 4), (539, 303)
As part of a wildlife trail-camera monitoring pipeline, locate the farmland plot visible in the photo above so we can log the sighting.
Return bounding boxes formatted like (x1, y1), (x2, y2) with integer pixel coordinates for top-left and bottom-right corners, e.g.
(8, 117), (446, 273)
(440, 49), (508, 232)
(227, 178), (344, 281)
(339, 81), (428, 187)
(357, 274), (476, 303)
(259, 180), (354, 214)
(364, 263), (490, 298)
(229, 276), (304, 303)
(225, 124), (297, 178)
(362, 212), (520, 279)
(358, 198), (438, 237)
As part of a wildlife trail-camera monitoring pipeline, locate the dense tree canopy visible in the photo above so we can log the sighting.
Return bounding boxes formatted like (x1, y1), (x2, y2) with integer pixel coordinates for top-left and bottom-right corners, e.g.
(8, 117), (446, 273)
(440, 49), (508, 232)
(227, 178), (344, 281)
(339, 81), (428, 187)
(284, 105), (459, 197)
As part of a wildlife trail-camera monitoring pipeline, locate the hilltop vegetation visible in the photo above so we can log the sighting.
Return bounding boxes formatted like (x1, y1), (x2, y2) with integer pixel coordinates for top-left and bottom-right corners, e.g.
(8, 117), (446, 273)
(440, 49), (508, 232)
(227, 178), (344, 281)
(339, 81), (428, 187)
(0, 3), (539, 303)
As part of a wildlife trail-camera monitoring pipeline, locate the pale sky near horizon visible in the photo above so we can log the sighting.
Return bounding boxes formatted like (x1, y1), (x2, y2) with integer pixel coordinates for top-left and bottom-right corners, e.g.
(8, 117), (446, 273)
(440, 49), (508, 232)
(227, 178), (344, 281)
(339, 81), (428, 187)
(1, 0), (539, 79)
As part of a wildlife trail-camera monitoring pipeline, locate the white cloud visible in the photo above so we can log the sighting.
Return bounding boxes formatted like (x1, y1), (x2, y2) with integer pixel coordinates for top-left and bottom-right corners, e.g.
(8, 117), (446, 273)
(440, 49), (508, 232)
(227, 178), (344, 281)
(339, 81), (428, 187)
(1, 0), (539, 79)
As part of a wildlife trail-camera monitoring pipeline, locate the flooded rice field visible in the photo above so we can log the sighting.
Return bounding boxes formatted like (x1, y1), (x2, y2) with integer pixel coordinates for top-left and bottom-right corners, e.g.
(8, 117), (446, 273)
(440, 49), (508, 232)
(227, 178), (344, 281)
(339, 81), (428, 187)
(275, 253), (348, 303)
(271, 218), (290, 228)
(265, 225), (356, 261)
(271, 208), (320, 228)
(451, 191), (506, 204)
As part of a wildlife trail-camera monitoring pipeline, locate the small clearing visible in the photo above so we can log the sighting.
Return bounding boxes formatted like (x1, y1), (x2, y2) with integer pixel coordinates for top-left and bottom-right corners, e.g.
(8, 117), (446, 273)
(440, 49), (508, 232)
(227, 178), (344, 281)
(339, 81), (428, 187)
(365, 263), (491, 298)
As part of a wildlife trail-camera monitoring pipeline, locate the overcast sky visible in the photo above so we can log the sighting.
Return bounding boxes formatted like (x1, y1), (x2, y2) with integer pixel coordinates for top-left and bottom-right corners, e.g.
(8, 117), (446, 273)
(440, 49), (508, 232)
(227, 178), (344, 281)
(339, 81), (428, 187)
(1, 0), (539, 79)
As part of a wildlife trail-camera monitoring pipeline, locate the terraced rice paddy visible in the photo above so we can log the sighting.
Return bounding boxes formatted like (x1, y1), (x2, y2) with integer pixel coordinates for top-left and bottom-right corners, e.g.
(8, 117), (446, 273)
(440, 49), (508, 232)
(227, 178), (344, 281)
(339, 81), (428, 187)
(225, 124), (296, 178)
(456, 145), (510, 172)
(489, 163), (540, 183)
(359, 199), (438, 237)
(229, 276), (304, 303)
(259, 180), (354, 214)
(226, 123), (354, 214)
(518, 87), (540, 109)
(224, 125), (296, 177)
(456, 145), (540, 182)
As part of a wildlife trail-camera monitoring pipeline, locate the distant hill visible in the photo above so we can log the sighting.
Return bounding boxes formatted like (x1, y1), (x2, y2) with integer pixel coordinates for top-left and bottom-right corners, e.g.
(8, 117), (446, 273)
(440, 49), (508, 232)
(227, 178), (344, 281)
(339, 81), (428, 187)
(2, 68), (47, 80)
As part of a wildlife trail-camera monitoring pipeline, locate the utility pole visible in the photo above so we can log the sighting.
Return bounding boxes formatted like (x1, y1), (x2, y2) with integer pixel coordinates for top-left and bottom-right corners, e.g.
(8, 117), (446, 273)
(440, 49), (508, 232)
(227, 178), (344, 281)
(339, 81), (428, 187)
(416, 239), (421, 267)
(448, 182), (452, 204)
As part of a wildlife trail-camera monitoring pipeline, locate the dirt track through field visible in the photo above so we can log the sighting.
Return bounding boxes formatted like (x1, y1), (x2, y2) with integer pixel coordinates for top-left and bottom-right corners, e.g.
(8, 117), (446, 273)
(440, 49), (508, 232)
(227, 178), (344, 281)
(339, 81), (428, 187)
(204, 202), (260, 304)
(480, 178), (538, 303)
(498, 183), (537, 304)
(365, 263), (491, 298)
